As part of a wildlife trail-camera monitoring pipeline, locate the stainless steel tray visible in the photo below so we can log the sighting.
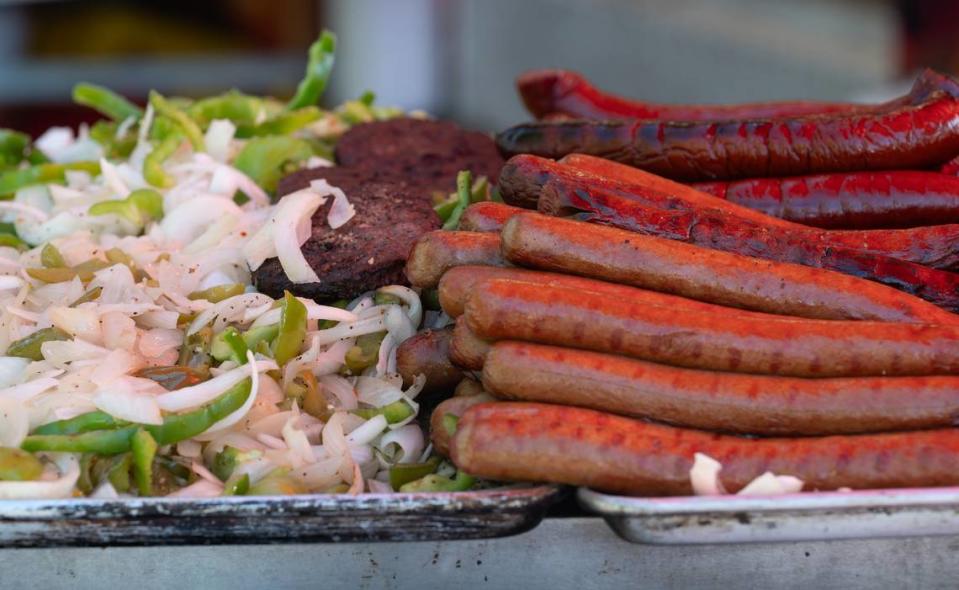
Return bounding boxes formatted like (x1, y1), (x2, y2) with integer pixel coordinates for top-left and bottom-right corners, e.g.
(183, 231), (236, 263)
(0, 485), (566, 547)
(578, 486), (959, 545)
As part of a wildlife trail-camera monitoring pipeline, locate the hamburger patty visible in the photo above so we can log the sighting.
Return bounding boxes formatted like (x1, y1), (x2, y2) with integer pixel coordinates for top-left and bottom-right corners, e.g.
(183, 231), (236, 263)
(256, 118), (502, 300)
(254, 179), (441, 301)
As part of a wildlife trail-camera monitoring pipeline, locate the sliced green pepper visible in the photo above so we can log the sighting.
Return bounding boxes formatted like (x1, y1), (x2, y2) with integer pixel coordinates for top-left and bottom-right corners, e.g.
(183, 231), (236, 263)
(241, 323), (279, 351)
(344, 331), (387, 374)
(389, 456), (440, 490)
(286, 30), (336, 110)
(22, 378), (252, 453)
(399, 471), (475, 493)
(149, 91), (204, 151)
(442, 170), (473, 230)
(233, 136), (313, 194)
(88, 120), (138, 159)
(247, 467), (305, 496)
(188, 91), (264, 130)
(131, 428), (157, 496)
(143, 135), (181, 188)
(223, 472), (250, 496)
(0, 447), (43, 481)
(273, 291), (307, 366)
(249, 106), (321, 137)
(211, 327), (249, 364)
(6, 327), (70, 361)
(0, 129), (31, 168)
(0, 161), (100, 197)
(187, 283), (245, 303)
(34, 411), (124, 436)
(88, 188), (163, 227)
(352, 400), (414, 424)
(73, 83), (143, 122)
(40, 243), (66, 268)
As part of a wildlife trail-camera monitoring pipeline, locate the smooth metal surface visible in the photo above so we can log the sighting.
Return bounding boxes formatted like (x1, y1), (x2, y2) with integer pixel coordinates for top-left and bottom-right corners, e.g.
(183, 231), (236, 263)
(4, 517), (959, 590)
(579, 486), (959, 545)
(0, 485), (564, 547)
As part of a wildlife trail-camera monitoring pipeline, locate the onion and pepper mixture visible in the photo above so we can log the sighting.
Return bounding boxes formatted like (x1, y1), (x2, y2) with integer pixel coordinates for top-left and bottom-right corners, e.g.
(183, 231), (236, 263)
(0, 32), (469, 499)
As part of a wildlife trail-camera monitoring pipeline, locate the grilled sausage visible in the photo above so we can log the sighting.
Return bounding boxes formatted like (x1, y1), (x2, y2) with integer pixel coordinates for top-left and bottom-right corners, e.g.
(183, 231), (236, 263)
(405, 230), (507, 289)
(464, 279), (959, 377)
(483, 341), (959, 435)
(452, 402), (959, 495)
(501, 212), (959, 323)
(430, 392), (495, 457)
(458, 202), (526, 232)
(396, 327), (463, 395)
(449, 316), (491, 371)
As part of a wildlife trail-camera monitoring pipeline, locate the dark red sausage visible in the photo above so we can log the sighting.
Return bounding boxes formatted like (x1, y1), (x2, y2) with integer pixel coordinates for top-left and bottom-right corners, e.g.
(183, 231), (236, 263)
(518, 69), (865, 121)
(458, 202), (525, 232)
(452, 402), (959, 496)
(496, 92), (959, 182)
(538, 180), (959, 312)
(483, 341), (959, 435)
(693, 171), (959, 230)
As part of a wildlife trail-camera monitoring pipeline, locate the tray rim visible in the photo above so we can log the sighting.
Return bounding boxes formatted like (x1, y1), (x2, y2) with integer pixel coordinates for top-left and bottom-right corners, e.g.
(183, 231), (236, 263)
(577, 485), (959, 515)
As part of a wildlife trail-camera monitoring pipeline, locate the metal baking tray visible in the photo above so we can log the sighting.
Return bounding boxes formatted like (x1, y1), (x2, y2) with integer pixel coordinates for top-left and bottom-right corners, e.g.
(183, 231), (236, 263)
(0, 484), (566, 548)
(578, 486), (959, 545)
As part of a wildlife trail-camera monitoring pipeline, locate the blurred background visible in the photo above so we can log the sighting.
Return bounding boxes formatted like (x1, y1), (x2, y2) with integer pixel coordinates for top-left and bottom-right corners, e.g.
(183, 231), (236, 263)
(0, 0), (955, 133)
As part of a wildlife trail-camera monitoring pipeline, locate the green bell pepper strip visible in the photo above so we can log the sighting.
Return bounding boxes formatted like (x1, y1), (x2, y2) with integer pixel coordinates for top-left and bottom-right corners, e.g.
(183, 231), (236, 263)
(40, 243), (66, 268)
(211, 327), (249, 364)
(21, 378), (252, 454)
(131, 429), (157, 496)
(149, 91), (205, 151)
(441, 170), (473, 230)
(0, 447), (44, 481)
(88, 120), (138, 159)
(273, 291), (307, 366)
(187, 283), (245, 303)
(286, 30), (336, 110)
(352, 400), (414, 424)
(143, 135), (181, 188)
(6, 327), (70, 361)
(233, 136), (313, 194)
(88, 188), (164, 227)
(399, 471), (475, 493)
(242, 324), (279, 351)
(73, 83), (143, 121)
(250, 106), (322, 137)
(388, 457), (440, 490)
(0, 129), (30, 168)
(223, 472), (250, 496)
(188, 91), (264, 129)
(0, 161), (100, 197)
(0, 234), (26, 249)
(33, 411), (124, 436)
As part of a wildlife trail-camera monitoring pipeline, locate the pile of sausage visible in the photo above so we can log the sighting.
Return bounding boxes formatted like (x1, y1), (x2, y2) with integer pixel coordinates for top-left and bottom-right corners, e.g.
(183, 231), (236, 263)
(397, 69), (959, 497)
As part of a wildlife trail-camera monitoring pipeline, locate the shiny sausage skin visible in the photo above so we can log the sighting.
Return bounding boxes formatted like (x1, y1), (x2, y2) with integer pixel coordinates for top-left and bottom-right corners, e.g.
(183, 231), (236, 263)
(495, 92), (959, 182)
(693, 171), (959, 230)
(483, 341), (959, 435)
(539, 180), (959, 312)
(449, 316), (491, 371)
(454, 377), (486, 397)
(437, 265), (757, 319)
(458, 202), (526, 232)
(452, 402), (959, 495)
(464, 279), (959, 377)
(942, 154), (959, 175)
(395, 327), (463, 395)
(551, 154), (959, 270)
(404, 231), (507, 289)
(518, 69), (865, 121)
(430, 393), (495, 457)
(497, 154), (604, 209)
(501, 212), (959, 323)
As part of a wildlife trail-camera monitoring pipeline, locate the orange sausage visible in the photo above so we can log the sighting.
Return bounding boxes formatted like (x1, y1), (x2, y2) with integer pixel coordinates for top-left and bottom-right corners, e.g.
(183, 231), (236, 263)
(405, 231), (507, 289)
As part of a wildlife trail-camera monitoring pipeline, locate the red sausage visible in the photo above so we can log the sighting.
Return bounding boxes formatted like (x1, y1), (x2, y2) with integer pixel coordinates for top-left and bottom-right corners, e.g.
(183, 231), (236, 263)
(496, 92), (959, 182)
(693, 171), (959, 229)
(451, 402), (959, 496)
(458, 202), (525, 232)
(464, 278), (959, 378)
(404, 231), (507, 289)
(518, 69), (865, 121)
(537, 180), (959, 312)
(482, 341), (959, 435)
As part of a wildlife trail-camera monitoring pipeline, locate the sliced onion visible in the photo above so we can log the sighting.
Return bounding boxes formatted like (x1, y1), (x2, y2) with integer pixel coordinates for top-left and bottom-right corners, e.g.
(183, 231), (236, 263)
(737, 473), (805, 496)
(99, 157), (129, 197)
(251, 299), (357, 328)
(296, 455), (343, 490)
(376, 286), (422, 330)
(367, 478), (392, 494)
(282, 409), (315, 467)
(270, 190), (326, 283)
(0, 453), (79, 500)
(374, 333), (396, 378)
(0, 357), (29, 388)
(309, 179), (354, 229)
(203, 350), (263, 433)
(89, 482), (119, 499)
(356, 376), (403, 408)
(0, 377), (59, 402)
(347, 462), (363, 495)
(384, 305), (415, 344)
(204, 120), (236, 163)
(166, 479), (223, 498)
(313, 316), (386, 346)
(345, 414), (387, 446)
(93, 389), (162, 425)
(160, 195), (242, 245)
(690, 453), (727, 496)
(319, 375), (357, 410)
(187, 292), (274, 336)
(157, 359), (275, 412)
(376, 424), (424, 465)
(0, 397), (29, 447)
